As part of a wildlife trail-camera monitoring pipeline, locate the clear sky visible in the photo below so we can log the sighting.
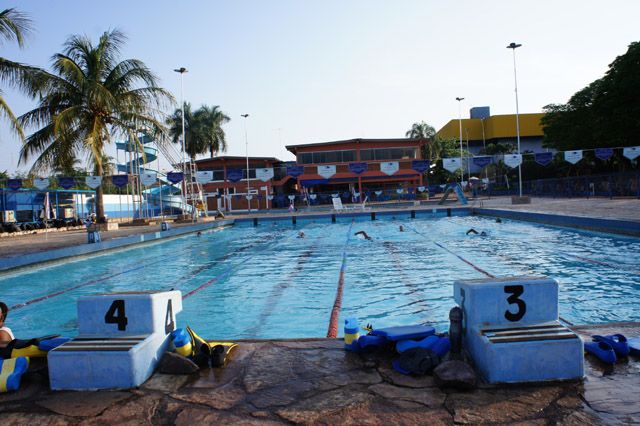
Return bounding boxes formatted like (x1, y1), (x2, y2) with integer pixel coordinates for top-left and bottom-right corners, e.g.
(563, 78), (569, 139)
(1, 0), (639, 174)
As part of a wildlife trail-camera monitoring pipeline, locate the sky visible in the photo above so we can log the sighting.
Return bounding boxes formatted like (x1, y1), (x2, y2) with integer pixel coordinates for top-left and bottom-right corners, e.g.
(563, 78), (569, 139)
(1, 0), (639, 174)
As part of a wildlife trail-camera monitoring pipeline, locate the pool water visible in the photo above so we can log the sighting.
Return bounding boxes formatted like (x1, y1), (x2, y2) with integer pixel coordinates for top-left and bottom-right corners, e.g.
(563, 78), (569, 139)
(1, 214), (639, 339)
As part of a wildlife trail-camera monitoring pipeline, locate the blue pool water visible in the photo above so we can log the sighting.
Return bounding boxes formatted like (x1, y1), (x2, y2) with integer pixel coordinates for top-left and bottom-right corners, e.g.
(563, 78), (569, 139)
(1, 213), (639, 339)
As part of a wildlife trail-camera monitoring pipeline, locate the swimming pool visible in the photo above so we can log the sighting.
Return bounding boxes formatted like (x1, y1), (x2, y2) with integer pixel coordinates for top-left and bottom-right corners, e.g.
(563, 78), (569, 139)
(1, 212), (639, 339)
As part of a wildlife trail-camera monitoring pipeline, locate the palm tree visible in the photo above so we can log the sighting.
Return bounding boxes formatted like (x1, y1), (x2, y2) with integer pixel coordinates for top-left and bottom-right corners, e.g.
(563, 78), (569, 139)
(18, 29), (172, 222)
(195, 105), (229, 158)
(405, 121), (436, 140)
(0, 8), (44, 140)
(167, 103), (230, 159)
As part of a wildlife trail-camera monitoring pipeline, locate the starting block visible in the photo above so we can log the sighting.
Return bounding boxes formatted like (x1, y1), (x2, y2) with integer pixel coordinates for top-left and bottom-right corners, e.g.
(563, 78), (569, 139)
(454, 276), (583, 384)
(161, 222), (170, 231)
(48, 290), (181, 390)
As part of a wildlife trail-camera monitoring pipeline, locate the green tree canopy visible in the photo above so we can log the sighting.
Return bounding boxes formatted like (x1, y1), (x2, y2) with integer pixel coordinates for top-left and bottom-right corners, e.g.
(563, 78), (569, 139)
(167, 103), (230, 159)
(18, 29), (173, 221)
(405, 121), (435, 139)
(542, 41), (640, 151)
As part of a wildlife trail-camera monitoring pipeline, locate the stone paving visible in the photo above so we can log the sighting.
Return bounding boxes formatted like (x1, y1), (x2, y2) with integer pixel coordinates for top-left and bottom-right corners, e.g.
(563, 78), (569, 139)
(1, 323), (638, 425)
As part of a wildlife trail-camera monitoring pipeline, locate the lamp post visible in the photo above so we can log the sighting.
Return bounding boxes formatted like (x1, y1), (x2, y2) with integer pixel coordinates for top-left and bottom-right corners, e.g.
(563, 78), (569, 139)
(173, 67), (188, 214)
(455, 97), (465, 184)
(507, 42), (523, 197)
(241, 113), (251, 211)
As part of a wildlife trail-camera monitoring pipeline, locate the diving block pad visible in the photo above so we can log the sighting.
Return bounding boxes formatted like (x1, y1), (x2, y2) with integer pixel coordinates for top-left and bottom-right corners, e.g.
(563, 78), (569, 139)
(48, 290), (182, 390)
(454, 276), (583, 384)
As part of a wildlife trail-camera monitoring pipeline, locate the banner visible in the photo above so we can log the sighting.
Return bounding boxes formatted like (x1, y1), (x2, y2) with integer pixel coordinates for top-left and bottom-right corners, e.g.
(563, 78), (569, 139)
(112, 175), (129, 188)
(564, 150), (583, 164)
(167, 171), (184, 184)
(504, 154), (523, 169)
(623, 146), (640, 160)
(85, 176), (102, 189)
(58, 177), (75, 189)
(226, 169), (243, 183)
(535, 152), (553, 166)
(442, 157), (461, 173)
(317, 165), (336, 179)
(140, 172), (157, 187)
(472, 156), (492, 168)
(255, 168), (274, 182)
(288, 195), (296, 201)
(196, 171), (213, 183)
(411, 160), (429, 173)
(595, 148), (613, 161)
(417, 186), (426, 192)
(348, 162), (368, 175)
(33, 178), (50, 190)
(7, 179), (22, 190)
(286, 165), (304, 178)
(380, 161), (399, 176)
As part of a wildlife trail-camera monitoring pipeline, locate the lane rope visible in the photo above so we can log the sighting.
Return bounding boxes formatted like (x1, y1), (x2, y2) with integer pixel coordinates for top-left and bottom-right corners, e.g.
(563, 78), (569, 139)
(327, 220), (355, 338)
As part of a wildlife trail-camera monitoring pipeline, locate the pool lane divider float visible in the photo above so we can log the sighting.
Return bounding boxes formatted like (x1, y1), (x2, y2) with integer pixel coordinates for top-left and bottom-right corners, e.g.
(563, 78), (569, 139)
(48, 290), (182, 390)
(327, 220), (355, 338)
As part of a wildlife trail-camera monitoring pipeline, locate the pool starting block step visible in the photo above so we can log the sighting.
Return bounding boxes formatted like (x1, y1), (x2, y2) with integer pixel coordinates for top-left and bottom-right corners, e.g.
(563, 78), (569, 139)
(454, 276), (583, 384)
(48, 290), (182, 390)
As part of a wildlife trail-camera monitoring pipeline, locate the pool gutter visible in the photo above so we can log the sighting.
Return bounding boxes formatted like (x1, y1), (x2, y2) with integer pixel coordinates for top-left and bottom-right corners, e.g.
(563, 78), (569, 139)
(0, 220), (235, 274)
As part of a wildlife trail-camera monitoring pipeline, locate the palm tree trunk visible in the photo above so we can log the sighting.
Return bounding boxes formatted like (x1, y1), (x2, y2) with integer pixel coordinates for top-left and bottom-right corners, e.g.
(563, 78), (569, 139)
(95, 162), (106, 222)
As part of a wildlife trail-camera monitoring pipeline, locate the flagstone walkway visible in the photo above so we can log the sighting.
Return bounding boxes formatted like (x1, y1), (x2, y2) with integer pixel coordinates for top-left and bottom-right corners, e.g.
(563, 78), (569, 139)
(1, 323), (638, 425)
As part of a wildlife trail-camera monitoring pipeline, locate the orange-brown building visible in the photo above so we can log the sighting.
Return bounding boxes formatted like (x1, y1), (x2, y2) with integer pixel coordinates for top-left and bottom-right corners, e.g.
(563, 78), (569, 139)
(285, 138), (428, 199)
(194, 156), (293, 212)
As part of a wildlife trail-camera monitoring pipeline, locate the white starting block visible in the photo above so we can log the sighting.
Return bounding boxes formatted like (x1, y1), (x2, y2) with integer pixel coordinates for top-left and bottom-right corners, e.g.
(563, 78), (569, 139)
(87, 230), (101, 243)
(161, 222), (170, 231)
(48, 290), (182, 390)
(454, 276), (583, 384)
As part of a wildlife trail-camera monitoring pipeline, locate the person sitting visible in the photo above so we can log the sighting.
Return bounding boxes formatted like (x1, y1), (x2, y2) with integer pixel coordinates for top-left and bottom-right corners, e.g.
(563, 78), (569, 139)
(0, 302), (14, 345)
(354, 230), (372, 240)
(466, 228), (487, 236)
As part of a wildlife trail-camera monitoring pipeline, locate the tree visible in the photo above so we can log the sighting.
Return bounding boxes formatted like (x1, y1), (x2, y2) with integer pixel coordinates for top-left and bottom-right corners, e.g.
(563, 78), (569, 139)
(18, 29), (172, 221)
(0, 8), (45, 140)
(167, 103), (230, 159)
(542, 41), (640, 151)
(405, 121), (435, 140)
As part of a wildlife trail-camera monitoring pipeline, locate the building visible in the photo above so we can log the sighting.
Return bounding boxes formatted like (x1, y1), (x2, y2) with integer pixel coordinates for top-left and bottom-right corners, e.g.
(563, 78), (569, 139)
(194, 156), (294, 212)
(285, 138), (428, 201)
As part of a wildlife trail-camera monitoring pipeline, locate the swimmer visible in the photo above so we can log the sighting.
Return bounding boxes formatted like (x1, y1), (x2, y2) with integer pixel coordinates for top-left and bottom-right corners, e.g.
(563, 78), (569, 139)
(297, 231), (305, 238)
(399, 225), (404, 232)
(354, 230), (372, 240)
(496, 218), (502, 223)
(466, 229), (487, 236)
(0, 302), (14, 344)
(197, 231), (202, 237)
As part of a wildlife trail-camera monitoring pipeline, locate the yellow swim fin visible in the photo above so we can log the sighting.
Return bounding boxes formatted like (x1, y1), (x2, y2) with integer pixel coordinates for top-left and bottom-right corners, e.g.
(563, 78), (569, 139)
(209, 342), (237, 367)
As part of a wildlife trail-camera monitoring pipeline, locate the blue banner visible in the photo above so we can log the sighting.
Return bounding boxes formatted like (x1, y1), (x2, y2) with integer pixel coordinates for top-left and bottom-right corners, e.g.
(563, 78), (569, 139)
(472, 156), (492, 168)
(7, 179), (22, 190)
(286, 165), (304, 178)
(111, 175), (129, 188)
(595, 148), (613, 161)
(348, 162), (368, 174)
(226, 169), (244, 183)
(167, 171), (184, 184)
(411, 160), (430, 173)
(58, 177), (75, 189)
(535, 152), (554, 166)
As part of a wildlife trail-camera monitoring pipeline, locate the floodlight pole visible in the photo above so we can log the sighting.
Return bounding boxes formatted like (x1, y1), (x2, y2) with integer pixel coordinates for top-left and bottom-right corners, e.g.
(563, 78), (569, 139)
(241, 114), (251, 211)
(507, 42), (523, 197)
(456, 97), (465, 184)
(174, 67), (188, 214)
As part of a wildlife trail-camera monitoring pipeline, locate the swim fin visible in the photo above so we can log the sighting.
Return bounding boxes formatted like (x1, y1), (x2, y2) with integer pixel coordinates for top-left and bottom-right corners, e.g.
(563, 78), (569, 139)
(0, 357), (29, 393)
(185, 327), (237, 368)
(209, 342), (238, 367)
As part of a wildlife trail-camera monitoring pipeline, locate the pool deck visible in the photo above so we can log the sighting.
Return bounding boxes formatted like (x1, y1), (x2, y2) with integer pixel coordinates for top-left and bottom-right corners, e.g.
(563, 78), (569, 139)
(1, 322), (638, 424)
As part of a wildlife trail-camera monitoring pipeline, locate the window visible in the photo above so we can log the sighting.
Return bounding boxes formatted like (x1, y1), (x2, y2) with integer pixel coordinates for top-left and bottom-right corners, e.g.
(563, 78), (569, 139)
(360, 149), (373, 161)
(212, 169), (225, 181)
(342, 150), (356, 162)
(299, 153), (313, 164)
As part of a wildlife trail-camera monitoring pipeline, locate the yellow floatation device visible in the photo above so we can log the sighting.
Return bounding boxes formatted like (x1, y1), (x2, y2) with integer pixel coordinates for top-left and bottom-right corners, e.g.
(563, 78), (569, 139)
(0, 335), (70, 359)
(0, 356), (29, 393)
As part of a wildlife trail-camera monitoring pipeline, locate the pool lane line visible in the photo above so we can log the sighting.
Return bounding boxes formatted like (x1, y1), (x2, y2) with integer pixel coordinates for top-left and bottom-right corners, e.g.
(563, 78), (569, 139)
(327, 220), (355, 338)
(9, 257), (167, 310)
(181, 229), (288, 300)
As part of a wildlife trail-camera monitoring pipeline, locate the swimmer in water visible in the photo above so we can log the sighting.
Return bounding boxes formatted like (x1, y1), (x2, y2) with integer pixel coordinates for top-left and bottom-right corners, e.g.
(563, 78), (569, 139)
(496, 218), (502, 223)
(297, 231), (305, 238)
(399, 225), (404, 232)
(354, 230), (372, 240)
(466, 229), (487, 236)
(197, 231), (202, 237)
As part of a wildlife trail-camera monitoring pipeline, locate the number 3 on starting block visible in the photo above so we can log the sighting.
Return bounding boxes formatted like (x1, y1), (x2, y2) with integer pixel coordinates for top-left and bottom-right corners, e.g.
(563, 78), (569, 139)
(78, 291), (182, 336)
